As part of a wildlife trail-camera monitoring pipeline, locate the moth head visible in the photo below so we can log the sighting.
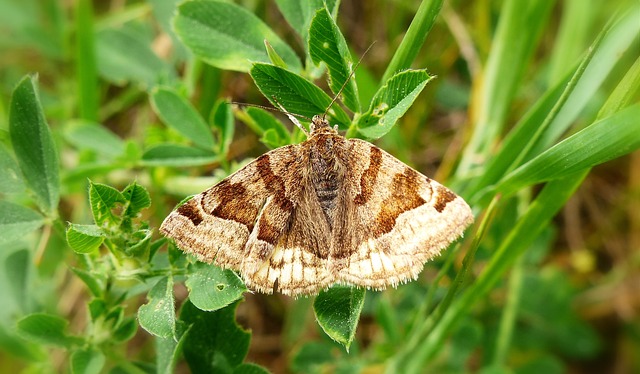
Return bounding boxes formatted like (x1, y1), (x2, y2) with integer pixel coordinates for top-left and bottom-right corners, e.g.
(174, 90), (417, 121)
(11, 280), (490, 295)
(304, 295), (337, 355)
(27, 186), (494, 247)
(310, 115), (332, 134)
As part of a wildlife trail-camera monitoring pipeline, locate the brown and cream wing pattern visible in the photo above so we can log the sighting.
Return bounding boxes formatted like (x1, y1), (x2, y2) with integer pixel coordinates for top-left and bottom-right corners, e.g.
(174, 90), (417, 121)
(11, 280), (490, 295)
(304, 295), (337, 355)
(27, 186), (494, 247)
(160, 143), (302, 271)
(335, 138), (474, 289)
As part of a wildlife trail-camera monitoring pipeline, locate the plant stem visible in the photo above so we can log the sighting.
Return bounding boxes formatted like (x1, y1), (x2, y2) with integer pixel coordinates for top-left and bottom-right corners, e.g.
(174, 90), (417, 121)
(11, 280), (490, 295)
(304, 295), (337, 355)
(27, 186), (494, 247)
(381, 0), (444, 84)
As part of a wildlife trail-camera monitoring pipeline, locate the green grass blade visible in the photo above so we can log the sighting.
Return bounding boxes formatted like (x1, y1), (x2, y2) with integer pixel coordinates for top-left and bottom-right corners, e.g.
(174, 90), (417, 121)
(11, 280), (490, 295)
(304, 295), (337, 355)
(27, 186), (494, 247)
(466, 72), (571, 201)
(9, 75), (60, 216)
(468, 7), (639, 203)
(525, 7), (640, 159)
(546, 0), (595, 84)
(381, 0), (444, 83)
(393, 195), (499, 374)
(411, 171), (589, 364)
(498, 104), (640, 195)
(598, 56), (640, 118)
(458, 0), (554, 174)
(491, 254), (525, 366)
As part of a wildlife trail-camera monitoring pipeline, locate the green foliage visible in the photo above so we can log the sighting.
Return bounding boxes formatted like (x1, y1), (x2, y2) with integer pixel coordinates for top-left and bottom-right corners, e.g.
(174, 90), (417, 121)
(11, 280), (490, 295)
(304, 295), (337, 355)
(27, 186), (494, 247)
(173, 0), (301, 72)
(1, 0), (638, 372)
(185, 263), (247, 312)
(356, 69), (434, 139)
(0, 201), (44, 245)
(180, 301), (252, 373)
(16, 314), (83, 348)
(309, 7), (360, 111)
(8, 76), (60, 216)
(150, 87), (216, 150)
(314, 286), (365, 351)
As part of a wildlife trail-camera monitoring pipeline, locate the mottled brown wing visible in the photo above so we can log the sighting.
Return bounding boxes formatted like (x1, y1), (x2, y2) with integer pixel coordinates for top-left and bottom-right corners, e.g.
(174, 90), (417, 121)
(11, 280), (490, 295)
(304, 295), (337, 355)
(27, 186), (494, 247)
(333, 139), (474, 289)
(160, 144), (302, 271)
(160, 143), (335, 296)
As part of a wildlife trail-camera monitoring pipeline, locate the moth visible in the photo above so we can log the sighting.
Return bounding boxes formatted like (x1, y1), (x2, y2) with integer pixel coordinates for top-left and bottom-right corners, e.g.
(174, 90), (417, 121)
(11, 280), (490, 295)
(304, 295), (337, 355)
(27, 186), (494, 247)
(161, 108), (474, 296)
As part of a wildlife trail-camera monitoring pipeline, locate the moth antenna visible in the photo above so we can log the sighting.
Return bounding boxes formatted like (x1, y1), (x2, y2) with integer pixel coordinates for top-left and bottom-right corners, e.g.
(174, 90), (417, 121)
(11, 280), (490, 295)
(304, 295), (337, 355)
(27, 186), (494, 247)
(322, 41), (376, 120)
(270, 96), (310, 137)
(231, 101), (312, 121)
(231, 101), (311, 137)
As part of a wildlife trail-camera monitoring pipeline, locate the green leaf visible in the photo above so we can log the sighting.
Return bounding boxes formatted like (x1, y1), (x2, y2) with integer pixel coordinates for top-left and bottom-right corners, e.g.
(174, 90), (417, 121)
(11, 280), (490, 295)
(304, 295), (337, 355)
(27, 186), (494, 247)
(0, 143), (25, 194)
(234, 363), (270, 374)
(138, 276), (176, 339)
(17, 313), (84, 347)
(356, 69), (434, 139)
(66, 224), (105, 254)
(122, 182), (151, 218)
(112, 317), (138, 343)
(274, 0), (338, 41)
(89, 181), (125, 227)
(64, 121), (125, 158)
(181, 301), (250, 372)
(70, 348), (105, 374)
(88, 299), (107, 322)
(239, 107), (291, 148)
(150, 87), (215, 150)
(291, 342), (335, 373)
(309, 7), (359, 111)
(0, 325), (45, 362)
(174, 0), (301, 72)
(148, 0), (188, 60)
(0, 201), (44, 245)
(70, 267), (105, 298)
(250, 63), (351, 129)
(156, 324), (191, 374)
(264, 39), (288, 69)
(141, 144), (218, 166)
(186, 263), (247, 312)
(124, 229), (153, 257)
(5, 249), (31, 313)
(96, 27), (174, 88)
(211, 100), (234, 155)
(9, 75), (60, 215)
(498, 104), (640, 195)
(313, 285), (365, 351)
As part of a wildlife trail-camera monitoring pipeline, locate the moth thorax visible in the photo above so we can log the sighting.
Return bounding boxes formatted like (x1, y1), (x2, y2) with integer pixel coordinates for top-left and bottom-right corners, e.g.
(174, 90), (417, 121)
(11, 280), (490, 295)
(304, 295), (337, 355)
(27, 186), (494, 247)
(310, 137), (341, 226)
